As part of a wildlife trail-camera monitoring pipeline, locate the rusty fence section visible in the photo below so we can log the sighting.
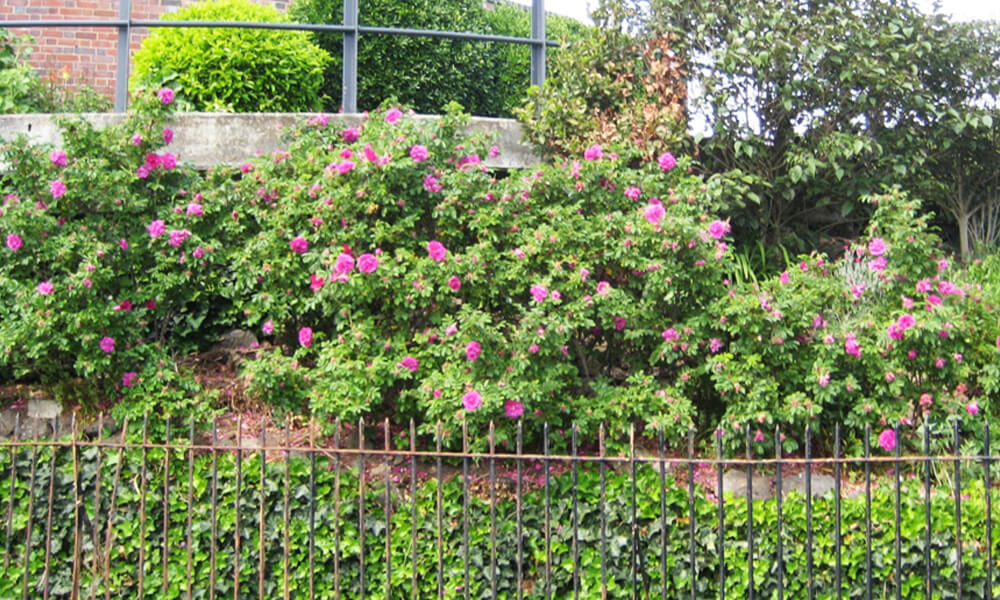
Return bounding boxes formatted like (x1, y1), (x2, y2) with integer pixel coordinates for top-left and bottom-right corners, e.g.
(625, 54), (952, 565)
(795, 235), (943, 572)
(0, 414), (997, 599)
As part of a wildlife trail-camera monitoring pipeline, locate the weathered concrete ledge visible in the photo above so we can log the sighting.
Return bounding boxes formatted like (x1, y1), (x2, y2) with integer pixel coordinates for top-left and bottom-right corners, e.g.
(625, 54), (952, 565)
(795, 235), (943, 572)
(0, 112), (540, 170)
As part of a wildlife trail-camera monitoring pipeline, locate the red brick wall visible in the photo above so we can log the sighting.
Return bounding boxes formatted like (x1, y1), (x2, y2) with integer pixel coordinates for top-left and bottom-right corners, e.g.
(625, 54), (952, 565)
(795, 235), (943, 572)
(0, 0), (290, 104)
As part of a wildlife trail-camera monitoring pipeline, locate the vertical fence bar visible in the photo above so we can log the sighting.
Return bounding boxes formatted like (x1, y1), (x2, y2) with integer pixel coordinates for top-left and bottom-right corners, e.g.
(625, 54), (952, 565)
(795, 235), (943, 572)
(630, 424), (639, 600)
(185, 419), (195, 600)
(435, 422), (443, 599)
(986, 421), (993, 600)
(102, 416), (129, 600)
(358, 418), (366, 600)
(864, 424), (872, 600)
(516, 421), (524, 600)
(530, 0), (546, 87)
(89, 415), (105, 600)
(71, 415), (83, 600)
(341, 0), (359, 112)
(489, 422), (497, 600)
(658, 427), (666, 600)
(234, 417), (243, 600)
(309, 419), (317, 600)
(138, 415), (149, 599)
(600, 424), (608, 597)
(954, 419), (963, 598)
(806, 426), (814, 600)
(462, 421), (470, 600)
(258, 424), (267, 600)
(162, 420), (171, 595)
(745, 426), (754, 600)
(923, 421), (931, 600)
(21, 415), (40, 600)
(834, 424), (842, 600)
(283, 420), (291, 600)
(716, 428), (725, 600)
(383, 419), (392, 600)
(775, 426), (783, 600)
(894, 424), (901, 600)
(3, 414), (18, 572)
(114, 0), (132, 111)
(209, 418), (219, 600)
(543, 422), (551, 600)
(41, 417), (59, 600)
(688, 428), (696, 600)
(572, 424), (581, 600)
(409, 420), (418, 600)
(333, 419), (342, 600)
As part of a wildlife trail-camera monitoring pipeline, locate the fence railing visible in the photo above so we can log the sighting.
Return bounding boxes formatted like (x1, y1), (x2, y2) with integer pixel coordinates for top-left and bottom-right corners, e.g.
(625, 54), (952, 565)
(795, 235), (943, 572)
(1, 0), (556, 113)
(0, 413), (996, 599)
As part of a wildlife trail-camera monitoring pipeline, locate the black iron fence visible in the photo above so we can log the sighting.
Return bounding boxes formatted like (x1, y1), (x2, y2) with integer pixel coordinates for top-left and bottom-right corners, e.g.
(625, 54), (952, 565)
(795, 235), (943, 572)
(1, 0), (556, 113)
(0, 414), (996, 599)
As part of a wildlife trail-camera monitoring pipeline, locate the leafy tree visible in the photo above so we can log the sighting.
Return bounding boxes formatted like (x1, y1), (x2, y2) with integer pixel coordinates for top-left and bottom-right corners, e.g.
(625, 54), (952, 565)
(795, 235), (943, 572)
(593, 0), (1000, 255)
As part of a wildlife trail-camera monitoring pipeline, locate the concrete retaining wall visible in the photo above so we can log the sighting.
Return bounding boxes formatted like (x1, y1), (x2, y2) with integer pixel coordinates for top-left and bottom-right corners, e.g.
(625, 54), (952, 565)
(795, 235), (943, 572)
(0, 112), (540, 170)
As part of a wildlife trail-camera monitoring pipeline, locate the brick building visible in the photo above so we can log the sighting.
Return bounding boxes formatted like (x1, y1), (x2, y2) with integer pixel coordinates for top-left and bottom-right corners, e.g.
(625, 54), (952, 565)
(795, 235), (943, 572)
(1, 0), (288, 103)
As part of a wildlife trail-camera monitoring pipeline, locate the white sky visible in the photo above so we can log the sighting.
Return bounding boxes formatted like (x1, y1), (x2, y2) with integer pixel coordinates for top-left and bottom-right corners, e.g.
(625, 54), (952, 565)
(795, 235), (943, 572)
(510, 0), (1000, 24)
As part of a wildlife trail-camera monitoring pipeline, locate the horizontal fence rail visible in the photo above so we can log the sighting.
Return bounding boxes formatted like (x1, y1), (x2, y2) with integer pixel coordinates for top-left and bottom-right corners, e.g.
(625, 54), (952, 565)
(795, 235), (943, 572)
(0, 415), (996, 599)
(1, 0), (557, 113)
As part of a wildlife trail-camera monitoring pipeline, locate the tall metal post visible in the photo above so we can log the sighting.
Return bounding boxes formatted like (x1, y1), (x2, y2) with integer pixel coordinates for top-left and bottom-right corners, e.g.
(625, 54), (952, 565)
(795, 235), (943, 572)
(114, 0), (132, 112)
(342, 0), (359, 113)
(530, 0), (546, 87)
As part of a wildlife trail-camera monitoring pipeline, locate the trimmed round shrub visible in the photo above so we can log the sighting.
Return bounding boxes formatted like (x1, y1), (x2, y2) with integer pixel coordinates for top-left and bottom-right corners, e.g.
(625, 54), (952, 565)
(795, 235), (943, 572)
(132, 0), (331, 112)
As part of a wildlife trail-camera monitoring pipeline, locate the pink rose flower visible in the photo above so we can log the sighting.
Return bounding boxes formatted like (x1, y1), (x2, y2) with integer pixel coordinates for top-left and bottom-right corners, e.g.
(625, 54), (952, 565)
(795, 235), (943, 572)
(50, 179), (67, 198)
(310, 273), (326, 291)
(99, 336), (115, 354)
(596, 281), (611, 296)
(878, 428), (896, 452)
(298, 327), (313, 348)
(462, 390), (482, 411)
(505, 400), (523, 419)
(342, 127), (360, 143)
(624, 186), (641, 200)
(334, 253), (355, 275)
(657, 152), (676, 171)
(530, 284), (548, 303)
(644, 202), (664, 225)
(163, 128), (174, 144)
(448, 276), (462, 291)
(146, 219), (165, 238)
(262, 320), (274, 335)
(168, 229), (191, 248)
(423, 174), (442, 193)
(6, 234), (22, 251)
(662, 328), (679, 342)
(122, 372), (139, 388)
(465, 341), (481, 362)
(397, 356), (418, 372)
(37, 281), (54, 295)
(157, 88), (175, 105)
(50, 150), (68, 167)
(131, 133), (143, 146)
(409, 145), (428, 162)
(967, 401), (980, 416)
(709, 338), (722, 353)
(357, 253), (378, 273)
(707, 220), (729, 240)
(290, 236), (308, 253)
(385, 108), (403, 124)
(868, 237), (886, 256)
(583, 144), (603, 161)
(186, 202), (203, 217)
(427, 240), (447, 262)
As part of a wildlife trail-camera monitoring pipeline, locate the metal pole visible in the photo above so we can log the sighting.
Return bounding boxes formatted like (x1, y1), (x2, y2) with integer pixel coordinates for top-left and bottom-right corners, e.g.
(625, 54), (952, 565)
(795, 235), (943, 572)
(115, 0), (132, 112)
(530, 0), (545, 87)
(342, 0), (359, 113)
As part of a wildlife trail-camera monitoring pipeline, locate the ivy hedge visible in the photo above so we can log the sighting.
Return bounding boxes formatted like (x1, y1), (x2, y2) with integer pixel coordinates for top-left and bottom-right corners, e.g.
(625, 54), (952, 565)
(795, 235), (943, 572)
(0, 430), (991, 599)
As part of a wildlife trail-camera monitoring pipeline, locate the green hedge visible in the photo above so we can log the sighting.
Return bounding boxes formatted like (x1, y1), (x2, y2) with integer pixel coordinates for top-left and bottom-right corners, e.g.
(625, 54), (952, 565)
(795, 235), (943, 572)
(132, 0), (332, 112)
(0, 432), (993, 598)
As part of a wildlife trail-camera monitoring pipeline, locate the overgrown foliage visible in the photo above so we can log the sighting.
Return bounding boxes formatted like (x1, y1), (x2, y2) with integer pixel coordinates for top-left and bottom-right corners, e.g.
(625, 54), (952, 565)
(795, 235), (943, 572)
(132, 0), (331, 112)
